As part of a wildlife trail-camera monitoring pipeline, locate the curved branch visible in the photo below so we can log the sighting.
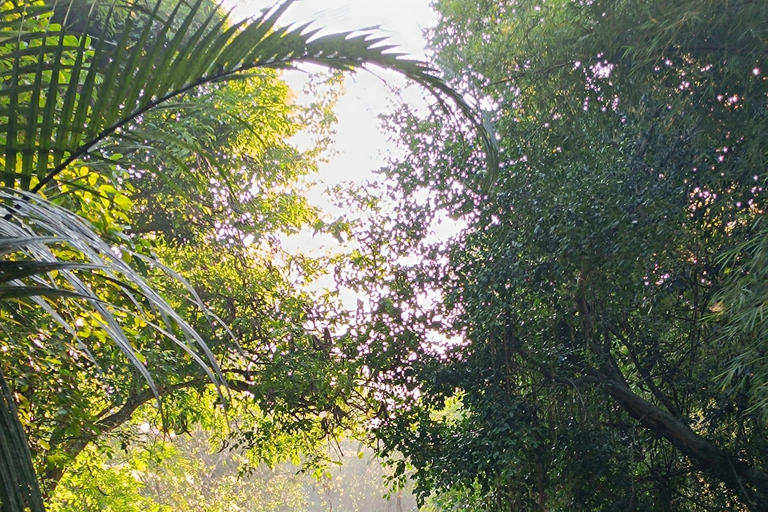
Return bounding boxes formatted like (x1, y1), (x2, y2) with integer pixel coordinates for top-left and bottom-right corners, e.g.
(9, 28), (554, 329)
(43, 377), (204, 496)
(598, 360), (768, 510)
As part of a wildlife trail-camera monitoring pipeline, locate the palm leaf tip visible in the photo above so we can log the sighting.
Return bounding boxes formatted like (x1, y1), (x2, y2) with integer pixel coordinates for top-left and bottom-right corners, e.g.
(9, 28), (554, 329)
(288, 27), (498, 176)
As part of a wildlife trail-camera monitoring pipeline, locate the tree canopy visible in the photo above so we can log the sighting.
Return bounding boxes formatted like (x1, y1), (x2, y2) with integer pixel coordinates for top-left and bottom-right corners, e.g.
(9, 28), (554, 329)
(353, 0), (768, 510)
(3, 0), (768, 511)
(0, 0), (481, 509)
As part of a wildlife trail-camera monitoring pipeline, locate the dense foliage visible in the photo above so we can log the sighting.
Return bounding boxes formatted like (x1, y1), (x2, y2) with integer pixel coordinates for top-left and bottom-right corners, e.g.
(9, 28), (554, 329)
(5, 0), (768, 510)
(50, 433), (414, 512)
(356, 0), (768, 510)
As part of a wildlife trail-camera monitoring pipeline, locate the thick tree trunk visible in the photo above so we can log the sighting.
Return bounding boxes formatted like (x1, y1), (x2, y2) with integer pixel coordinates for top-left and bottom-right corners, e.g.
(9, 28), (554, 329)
(520, 340), (768, 508)
(599, 369), (768, 510)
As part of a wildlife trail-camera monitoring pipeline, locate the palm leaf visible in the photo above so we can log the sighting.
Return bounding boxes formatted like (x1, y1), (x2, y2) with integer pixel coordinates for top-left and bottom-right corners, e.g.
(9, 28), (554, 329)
(0, 0), (495, 195)
(0, 187), (232, 509)
(0, 188), (226, 394)
(1, 367), (45, 512)
(0, 2), (497, 506)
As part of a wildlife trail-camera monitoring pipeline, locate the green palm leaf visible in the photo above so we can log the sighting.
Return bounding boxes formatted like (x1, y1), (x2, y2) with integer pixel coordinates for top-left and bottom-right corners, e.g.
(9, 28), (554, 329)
(0, 188), (228, 510)
(0, 0), (494, 195)
(1, 365), (45, 512)
(0, 188), (226, 391)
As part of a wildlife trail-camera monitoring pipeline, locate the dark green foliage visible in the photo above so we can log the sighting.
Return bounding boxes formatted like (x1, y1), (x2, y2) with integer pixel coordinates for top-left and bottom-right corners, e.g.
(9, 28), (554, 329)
(356, 0), (768, 510)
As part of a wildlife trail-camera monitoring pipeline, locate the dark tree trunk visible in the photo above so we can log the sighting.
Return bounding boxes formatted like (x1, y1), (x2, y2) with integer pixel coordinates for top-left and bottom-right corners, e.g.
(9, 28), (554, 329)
(599, 365), (768, 510)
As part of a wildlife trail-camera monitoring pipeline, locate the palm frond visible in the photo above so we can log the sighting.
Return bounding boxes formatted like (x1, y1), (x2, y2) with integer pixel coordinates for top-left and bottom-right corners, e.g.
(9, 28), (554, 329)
(0, 2), (497, 505)
(0, 186), (229, 509)
(1, 365), (45, 512)
(0, 188), (226, 393)
(0, 0), (495, 195)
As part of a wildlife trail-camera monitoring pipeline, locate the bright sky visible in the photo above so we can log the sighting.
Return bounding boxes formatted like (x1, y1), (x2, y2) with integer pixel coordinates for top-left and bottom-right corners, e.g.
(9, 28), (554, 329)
(228, 1), (460, 359)
(282, 0), (437, 184)
(218, 0), (452, 325)
(227, 0), (438, 247)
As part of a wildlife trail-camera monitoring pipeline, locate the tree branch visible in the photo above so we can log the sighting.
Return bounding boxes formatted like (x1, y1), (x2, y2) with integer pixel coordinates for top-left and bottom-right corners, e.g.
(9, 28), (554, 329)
(605, 324), (681, 417)
(597, 360), (768, 510)
(43, 378), (204, 495)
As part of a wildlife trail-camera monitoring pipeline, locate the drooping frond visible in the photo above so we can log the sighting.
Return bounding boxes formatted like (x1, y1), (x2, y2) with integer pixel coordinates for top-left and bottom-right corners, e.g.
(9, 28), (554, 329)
(0, 188), (226, 393)
(0, 365), (44, 512)
(0, 2), (496, 505)
(0, 187), (231, 511)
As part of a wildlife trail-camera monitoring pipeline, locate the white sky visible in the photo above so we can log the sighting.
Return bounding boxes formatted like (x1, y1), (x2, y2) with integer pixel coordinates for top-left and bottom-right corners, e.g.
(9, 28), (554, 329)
(229, 0), (435, 58)
(217, 0), (459, 326)
(226, 0), (438, 251)
(227, 1), (463, 357)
